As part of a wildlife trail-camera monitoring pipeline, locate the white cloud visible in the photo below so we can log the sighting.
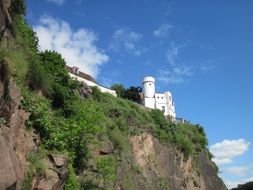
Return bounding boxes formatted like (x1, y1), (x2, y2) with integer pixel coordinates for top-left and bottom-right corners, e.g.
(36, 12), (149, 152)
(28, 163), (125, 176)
(225, 166), (253, 176)
(225, 177), (253, 189)
(165, 43), (183, 66)
(210, 139), (250, 165)
(153, 23), (173, 38)
(157, 42), (193, 85)
(34, 15), (109, 78)
(46, 0), (64, 5)
(109, 29), (145, 56)
(157, 66), (192, 84)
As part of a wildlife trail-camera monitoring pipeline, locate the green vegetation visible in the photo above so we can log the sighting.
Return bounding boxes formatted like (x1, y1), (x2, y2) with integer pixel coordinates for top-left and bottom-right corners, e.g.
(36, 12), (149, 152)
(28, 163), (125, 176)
(1, 3), (212, 189)
(96, 156), (117, 183)
(64, 164), (81, 190)
(21, 149), (46, 190)
(111, 83), (142, 103)
(111, 83), (125, 97)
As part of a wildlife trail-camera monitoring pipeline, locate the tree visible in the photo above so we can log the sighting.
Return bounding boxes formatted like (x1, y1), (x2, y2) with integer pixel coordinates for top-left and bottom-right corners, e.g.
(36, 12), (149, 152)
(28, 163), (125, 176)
(39, 50), (69, 86)
(123, 86), (142, 103)
(111, 83), (125, 97)
(10, 0), (26, 16)
(39, 50), (70, 108)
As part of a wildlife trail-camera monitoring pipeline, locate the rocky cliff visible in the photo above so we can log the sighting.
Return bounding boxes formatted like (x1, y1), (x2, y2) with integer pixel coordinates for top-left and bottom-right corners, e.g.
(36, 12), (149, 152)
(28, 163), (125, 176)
(0, 59), (69, 190)
(0, 58), (35, 189)
(112, 133), (227, 190)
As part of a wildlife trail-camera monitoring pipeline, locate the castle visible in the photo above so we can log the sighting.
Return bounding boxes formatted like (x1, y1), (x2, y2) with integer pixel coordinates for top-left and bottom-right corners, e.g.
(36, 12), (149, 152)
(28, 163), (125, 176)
(67, 67), (176, 120)
(141, 76), (176, 119)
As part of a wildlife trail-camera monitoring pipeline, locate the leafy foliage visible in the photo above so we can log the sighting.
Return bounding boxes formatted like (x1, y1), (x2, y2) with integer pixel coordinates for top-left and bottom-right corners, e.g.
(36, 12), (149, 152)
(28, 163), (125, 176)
(10, 0), (26, 17)
(26, 57), (52, 94)
(96, 156), (117, 183)
(14, 16), (39, 54)
(111, 83), (125, 97)
(123, 86), (142, 103)
(64, 164), (81, 190)
(22, 90), (103, 174)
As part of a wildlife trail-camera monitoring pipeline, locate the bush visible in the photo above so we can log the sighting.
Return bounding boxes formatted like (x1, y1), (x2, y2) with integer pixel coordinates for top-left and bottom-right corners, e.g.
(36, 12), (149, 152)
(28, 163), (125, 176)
(175, 134), (193, 159)
(108, 127), (130, 153)
(150, 109), (168, 128)
(123, 86), (142, 103)
(111, 83), (125, 97)
(26, 58), (52, 95)
(14, 16), (38, 53)
(10, 0), (26, 16)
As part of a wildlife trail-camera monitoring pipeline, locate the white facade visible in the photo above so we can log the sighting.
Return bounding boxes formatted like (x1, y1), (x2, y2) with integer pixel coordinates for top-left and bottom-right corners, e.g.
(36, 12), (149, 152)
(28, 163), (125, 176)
(68, 67), (117, 97)
(142, 76), (176, 118)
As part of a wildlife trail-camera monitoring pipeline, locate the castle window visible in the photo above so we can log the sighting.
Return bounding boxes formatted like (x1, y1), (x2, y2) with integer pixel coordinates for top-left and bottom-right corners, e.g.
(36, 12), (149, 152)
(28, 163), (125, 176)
(162, 106), (165, 113)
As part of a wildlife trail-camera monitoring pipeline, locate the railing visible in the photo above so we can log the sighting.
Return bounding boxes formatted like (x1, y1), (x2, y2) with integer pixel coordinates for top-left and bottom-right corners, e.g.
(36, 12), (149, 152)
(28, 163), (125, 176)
(175, 117), (190, 124)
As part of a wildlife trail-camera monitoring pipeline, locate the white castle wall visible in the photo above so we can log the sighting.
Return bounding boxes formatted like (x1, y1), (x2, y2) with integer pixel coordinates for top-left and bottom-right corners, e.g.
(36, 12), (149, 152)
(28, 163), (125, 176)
(69, 73), (117, 97)
(142, 76), (176, 118)
(142, 76), (156, 109)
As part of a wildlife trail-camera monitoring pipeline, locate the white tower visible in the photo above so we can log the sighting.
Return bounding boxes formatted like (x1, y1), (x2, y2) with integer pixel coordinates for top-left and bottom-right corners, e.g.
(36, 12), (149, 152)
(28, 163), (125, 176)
(142, 76), (156, 109)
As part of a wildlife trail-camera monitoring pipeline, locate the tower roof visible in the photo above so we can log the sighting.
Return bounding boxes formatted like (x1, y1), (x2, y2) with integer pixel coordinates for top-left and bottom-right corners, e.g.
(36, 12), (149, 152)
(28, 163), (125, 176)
(142, 76), (155, 84)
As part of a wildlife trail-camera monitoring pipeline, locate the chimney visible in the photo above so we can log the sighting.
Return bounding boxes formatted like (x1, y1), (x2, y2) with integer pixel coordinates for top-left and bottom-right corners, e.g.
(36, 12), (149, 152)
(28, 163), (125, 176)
(72, 66), (80, 75)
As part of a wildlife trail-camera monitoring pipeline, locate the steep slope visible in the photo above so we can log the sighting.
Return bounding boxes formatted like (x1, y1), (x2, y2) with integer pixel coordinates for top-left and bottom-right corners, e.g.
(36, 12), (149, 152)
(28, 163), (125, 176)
(0, 1), (227, 190)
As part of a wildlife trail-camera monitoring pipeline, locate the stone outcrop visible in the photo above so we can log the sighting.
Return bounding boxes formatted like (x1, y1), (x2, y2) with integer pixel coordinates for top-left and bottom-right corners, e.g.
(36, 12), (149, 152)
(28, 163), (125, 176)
(115, 132), (228, 190)
(78, 82), (92, 99)
(0, 59), (69, 190)
(0, 59), (37, 190)
(32, 154), (68, 190)
(0, 0), (13, 49)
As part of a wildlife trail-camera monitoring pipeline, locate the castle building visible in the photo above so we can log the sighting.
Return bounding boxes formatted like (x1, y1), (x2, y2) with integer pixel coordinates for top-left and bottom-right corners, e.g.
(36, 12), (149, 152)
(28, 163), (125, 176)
(67, 66), (117, 97)
(141, 76), (176, 119)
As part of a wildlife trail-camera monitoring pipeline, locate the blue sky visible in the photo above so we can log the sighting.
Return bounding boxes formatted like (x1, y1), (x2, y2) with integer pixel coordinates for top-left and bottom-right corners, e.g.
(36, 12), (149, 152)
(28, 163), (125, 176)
(26, 0), (253, 188)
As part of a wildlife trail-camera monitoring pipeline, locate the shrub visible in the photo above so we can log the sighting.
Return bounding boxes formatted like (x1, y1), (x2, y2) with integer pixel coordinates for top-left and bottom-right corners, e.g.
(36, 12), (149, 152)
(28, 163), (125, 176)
(10, 0), (26, 16)
(91, 86), (104, 102)
(26, 58), (52, 95)
(108, 127), (130, 153)
(111, 83), (125, 97)
(21, 167), (33, 190)
(123, 86), (142, 103)
(72, 136), (89, 174)
(14, 16), (38, 53)
(150, 109), (168, 128)
(175, 133), (193, 159)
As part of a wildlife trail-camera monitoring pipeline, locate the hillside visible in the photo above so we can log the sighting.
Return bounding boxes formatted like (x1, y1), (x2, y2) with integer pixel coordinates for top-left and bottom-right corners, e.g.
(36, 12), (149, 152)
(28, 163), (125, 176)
(0, 1), (227, 190)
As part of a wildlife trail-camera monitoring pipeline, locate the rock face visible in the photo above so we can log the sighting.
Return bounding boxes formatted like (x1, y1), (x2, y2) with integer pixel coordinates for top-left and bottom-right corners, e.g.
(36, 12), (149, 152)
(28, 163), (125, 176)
(32, 154), (68, 190)
(0, 59), (69, 190)
(0, 0), (13, 49)
(78, 82), (92, 99)
(0, 59), (37, 190)
(114, 133), (227, 190)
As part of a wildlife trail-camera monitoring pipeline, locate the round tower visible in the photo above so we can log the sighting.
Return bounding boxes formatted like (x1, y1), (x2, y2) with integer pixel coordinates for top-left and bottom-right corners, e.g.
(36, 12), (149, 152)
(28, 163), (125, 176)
(142, 76), (155, 98)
